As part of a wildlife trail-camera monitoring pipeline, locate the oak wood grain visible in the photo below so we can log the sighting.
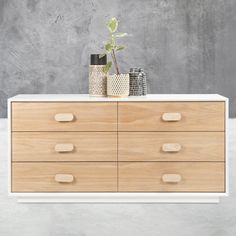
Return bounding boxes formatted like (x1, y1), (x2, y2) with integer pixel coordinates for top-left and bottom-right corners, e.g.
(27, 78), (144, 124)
(118, 132), (224, 162)
(119, 162), (225, 192)
(12, 162), (117, 192)
(118, 102), (225, 131)
(12, 132), (117, 162)
(12, 102), (117, 131)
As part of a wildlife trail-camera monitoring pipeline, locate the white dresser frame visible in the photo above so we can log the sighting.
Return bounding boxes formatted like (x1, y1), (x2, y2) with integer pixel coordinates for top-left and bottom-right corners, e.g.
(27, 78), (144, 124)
(8, 94), (229, 203)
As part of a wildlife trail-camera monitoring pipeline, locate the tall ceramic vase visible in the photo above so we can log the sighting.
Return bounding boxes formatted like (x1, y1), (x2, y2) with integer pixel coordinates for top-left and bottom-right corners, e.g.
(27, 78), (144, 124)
(107, 74), (130, 97)
(89, 54), (107, 97)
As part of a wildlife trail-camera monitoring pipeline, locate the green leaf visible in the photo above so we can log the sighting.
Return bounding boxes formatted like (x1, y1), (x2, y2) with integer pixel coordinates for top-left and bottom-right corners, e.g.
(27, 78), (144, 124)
(105, 43), (113, 52)
(103, 61), (112, 73)
(116, 45), (125, 51)
(99, 53), (106, 59)
(107, 17), (118, 33)
(114, 33), (127, 38)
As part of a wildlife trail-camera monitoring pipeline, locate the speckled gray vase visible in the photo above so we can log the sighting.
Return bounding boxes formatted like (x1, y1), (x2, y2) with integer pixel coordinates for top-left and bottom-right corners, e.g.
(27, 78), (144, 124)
(89, 54), (107, 97)
(129, 68), (147, 96)
(89, 65), (107, 96)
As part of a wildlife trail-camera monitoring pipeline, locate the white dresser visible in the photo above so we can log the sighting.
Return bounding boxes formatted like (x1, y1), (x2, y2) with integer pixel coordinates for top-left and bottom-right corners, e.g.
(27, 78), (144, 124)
(8, 94), (228, 203)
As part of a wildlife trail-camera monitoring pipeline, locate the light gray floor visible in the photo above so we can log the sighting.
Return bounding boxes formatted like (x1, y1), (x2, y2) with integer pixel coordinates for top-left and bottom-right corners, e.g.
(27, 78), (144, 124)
(0, 119), (235, 236)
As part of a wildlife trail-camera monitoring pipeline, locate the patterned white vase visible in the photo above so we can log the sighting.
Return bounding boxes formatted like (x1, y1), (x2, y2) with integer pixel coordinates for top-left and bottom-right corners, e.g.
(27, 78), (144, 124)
(107, 74), (129, 97)
(89, 65), (107, 97)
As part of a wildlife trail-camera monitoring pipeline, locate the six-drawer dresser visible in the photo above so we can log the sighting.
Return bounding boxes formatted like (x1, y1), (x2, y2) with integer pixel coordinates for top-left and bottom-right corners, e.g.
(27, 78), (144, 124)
(8, 94), (228, 203)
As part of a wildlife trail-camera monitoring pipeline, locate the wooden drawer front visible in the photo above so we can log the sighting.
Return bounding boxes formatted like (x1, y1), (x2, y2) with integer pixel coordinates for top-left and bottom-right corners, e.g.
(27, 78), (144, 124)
(12, 102), (117, 131)
(119, 162), (224, 192)
(12, 132), (117, 162)
(119, 132), (224, 162)
(118, 102), (225, 131)
(12, 163), (117, 192)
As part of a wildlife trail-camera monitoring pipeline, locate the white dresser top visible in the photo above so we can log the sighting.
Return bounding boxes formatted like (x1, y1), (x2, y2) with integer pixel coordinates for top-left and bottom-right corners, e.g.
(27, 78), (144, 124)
(8, 94), (228, 102)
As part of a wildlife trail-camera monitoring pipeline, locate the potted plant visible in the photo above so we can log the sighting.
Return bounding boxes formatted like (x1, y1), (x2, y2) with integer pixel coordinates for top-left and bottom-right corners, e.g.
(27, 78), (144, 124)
(100, 17), (129, 97)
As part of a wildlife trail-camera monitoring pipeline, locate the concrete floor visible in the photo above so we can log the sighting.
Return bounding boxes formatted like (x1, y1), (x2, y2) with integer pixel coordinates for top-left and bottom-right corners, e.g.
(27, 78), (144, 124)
(0, 119), (235, 236)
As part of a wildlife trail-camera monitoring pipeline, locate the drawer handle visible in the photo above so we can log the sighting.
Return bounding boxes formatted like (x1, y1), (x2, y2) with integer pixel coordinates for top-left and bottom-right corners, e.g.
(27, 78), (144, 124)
(55, 144), (74, 153)
(162, 174), (182, 183)
(162, 143), (182, 152)
(162, 113), (182, 121)
(54, 113), (74, 122)
(55, 174), (74, 183)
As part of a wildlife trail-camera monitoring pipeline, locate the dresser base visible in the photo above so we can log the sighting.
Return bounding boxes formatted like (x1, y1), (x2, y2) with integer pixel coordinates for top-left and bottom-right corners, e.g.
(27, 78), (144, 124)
(11, 193), (227, 203)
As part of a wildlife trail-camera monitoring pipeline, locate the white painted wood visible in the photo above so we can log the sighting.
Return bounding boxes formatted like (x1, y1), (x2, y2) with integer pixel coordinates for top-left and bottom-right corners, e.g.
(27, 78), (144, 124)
(8, 99), (11, 197)
(225, 98), (229, 195)
(8, 94), (228, 203)
(17, 196), (220, 203)
(12, 193), (226, 203)
(8, 94), (228, 102)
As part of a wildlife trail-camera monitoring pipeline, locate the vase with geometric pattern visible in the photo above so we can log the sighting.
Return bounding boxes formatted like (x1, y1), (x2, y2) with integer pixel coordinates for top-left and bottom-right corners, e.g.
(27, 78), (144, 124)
(107, 74), (129, 97)
(89, 54), (107, 97)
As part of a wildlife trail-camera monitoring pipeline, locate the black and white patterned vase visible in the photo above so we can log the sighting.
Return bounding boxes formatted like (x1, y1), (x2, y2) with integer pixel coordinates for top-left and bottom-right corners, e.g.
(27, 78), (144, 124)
(129, 68), (147, 96)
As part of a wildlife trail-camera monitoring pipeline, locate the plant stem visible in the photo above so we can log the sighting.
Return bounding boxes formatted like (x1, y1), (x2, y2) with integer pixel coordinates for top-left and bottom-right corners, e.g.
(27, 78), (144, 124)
(111, 49), (120, 75)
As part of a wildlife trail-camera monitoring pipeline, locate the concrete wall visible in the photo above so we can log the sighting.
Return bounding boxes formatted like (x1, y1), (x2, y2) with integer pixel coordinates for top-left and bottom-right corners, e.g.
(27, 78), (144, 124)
(0, 0), (236, 117)
(1, 2), (236, 235)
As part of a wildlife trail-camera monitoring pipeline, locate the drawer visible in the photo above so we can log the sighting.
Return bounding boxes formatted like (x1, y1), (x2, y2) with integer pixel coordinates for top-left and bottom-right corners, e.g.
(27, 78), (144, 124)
(12, 132), (117, 162)
(119, 132), (224, 162)
(118, 102), (225, 131)
(12, 162), (117, 192)
(119, 162), (224, 192)
(11, 102), (117, 131)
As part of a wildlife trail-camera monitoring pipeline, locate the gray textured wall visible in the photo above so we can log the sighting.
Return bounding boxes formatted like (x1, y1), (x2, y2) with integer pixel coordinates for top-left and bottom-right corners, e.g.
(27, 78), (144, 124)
(0, 0), (236, 117)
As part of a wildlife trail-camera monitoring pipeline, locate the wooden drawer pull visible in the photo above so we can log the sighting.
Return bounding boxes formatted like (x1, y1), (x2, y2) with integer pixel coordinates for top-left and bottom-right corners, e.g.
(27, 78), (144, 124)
(55, 174), (74, 183)
(55, 143), (74, 153)
(162, 143), (182, 152)
(162, 174), (182, 183)
(162, 113), (182, 121)
(54, 113), (74, 122)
